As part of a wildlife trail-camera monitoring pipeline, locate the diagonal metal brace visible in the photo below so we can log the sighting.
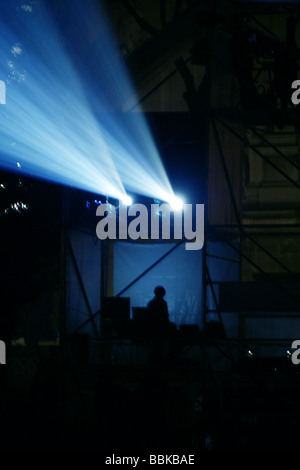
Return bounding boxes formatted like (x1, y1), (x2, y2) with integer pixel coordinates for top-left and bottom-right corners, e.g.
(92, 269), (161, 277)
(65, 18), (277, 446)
(67, 235), (100, 339)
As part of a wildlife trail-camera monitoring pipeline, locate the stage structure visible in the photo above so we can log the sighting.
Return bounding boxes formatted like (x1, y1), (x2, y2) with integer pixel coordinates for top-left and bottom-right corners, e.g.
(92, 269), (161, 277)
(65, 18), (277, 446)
(118, 0), (300, 361)
(59, 0), (300, 368)
(61, 189), (241, 365)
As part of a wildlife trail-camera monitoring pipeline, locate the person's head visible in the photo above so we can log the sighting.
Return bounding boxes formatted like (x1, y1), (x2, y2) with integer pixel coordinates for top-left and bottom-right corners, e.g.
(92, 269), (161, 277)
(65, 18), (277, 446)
(154, 285), (166, 299)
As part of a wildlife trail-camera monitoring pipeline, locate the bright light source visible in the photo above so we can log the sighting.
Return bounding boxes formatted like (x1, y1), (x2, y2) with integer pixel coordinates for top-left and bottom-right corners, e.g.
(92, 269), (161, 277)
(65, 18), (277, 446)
(121, 195), (132, 206)
(169, 196), (184, 211)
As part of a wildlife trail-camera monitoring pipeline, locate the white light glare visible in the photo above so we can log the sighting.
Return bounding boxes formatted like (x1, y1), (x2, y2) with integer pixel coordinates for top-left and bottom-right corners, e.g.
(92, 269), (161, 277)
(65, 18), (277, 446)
(168, 196), (184, 212)
(121, 195), (132, 206)
(0, 1), (176, 204)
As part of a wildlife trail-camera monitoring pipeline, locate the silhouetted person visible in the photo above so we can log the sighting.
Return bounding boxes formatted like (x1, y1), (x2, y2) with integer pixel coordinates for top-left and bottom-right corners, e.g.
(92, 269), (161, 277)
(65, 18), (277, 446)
(146, 286), (169, 363)
(147, 286), (169, 326)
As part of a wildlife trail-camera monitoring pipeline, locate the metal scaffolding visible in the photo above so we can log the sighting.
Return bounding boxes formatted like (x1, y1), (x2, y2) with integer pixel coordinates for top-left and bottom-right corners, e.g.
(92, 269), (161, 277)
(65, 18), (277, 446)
(59, 0), (300, 364)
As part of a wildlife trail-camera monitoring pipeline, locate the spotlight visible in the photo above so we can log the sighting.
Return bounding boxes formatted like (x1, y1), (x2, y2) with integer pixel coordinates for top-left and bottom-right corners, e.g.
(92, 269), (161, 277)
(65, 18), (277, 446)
(121, 195), (132, 206)
(168, 196), (184, 211)
(0, 1), (177, 206)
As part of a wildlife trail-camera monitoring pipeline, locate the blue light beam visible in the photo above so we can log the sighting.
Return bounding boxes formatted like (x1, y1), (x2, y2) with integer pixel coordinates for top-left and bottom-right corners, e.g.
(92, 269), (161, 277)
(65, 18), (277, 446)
(0, 1), (176, 205)
(0, 1), (127, 200)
